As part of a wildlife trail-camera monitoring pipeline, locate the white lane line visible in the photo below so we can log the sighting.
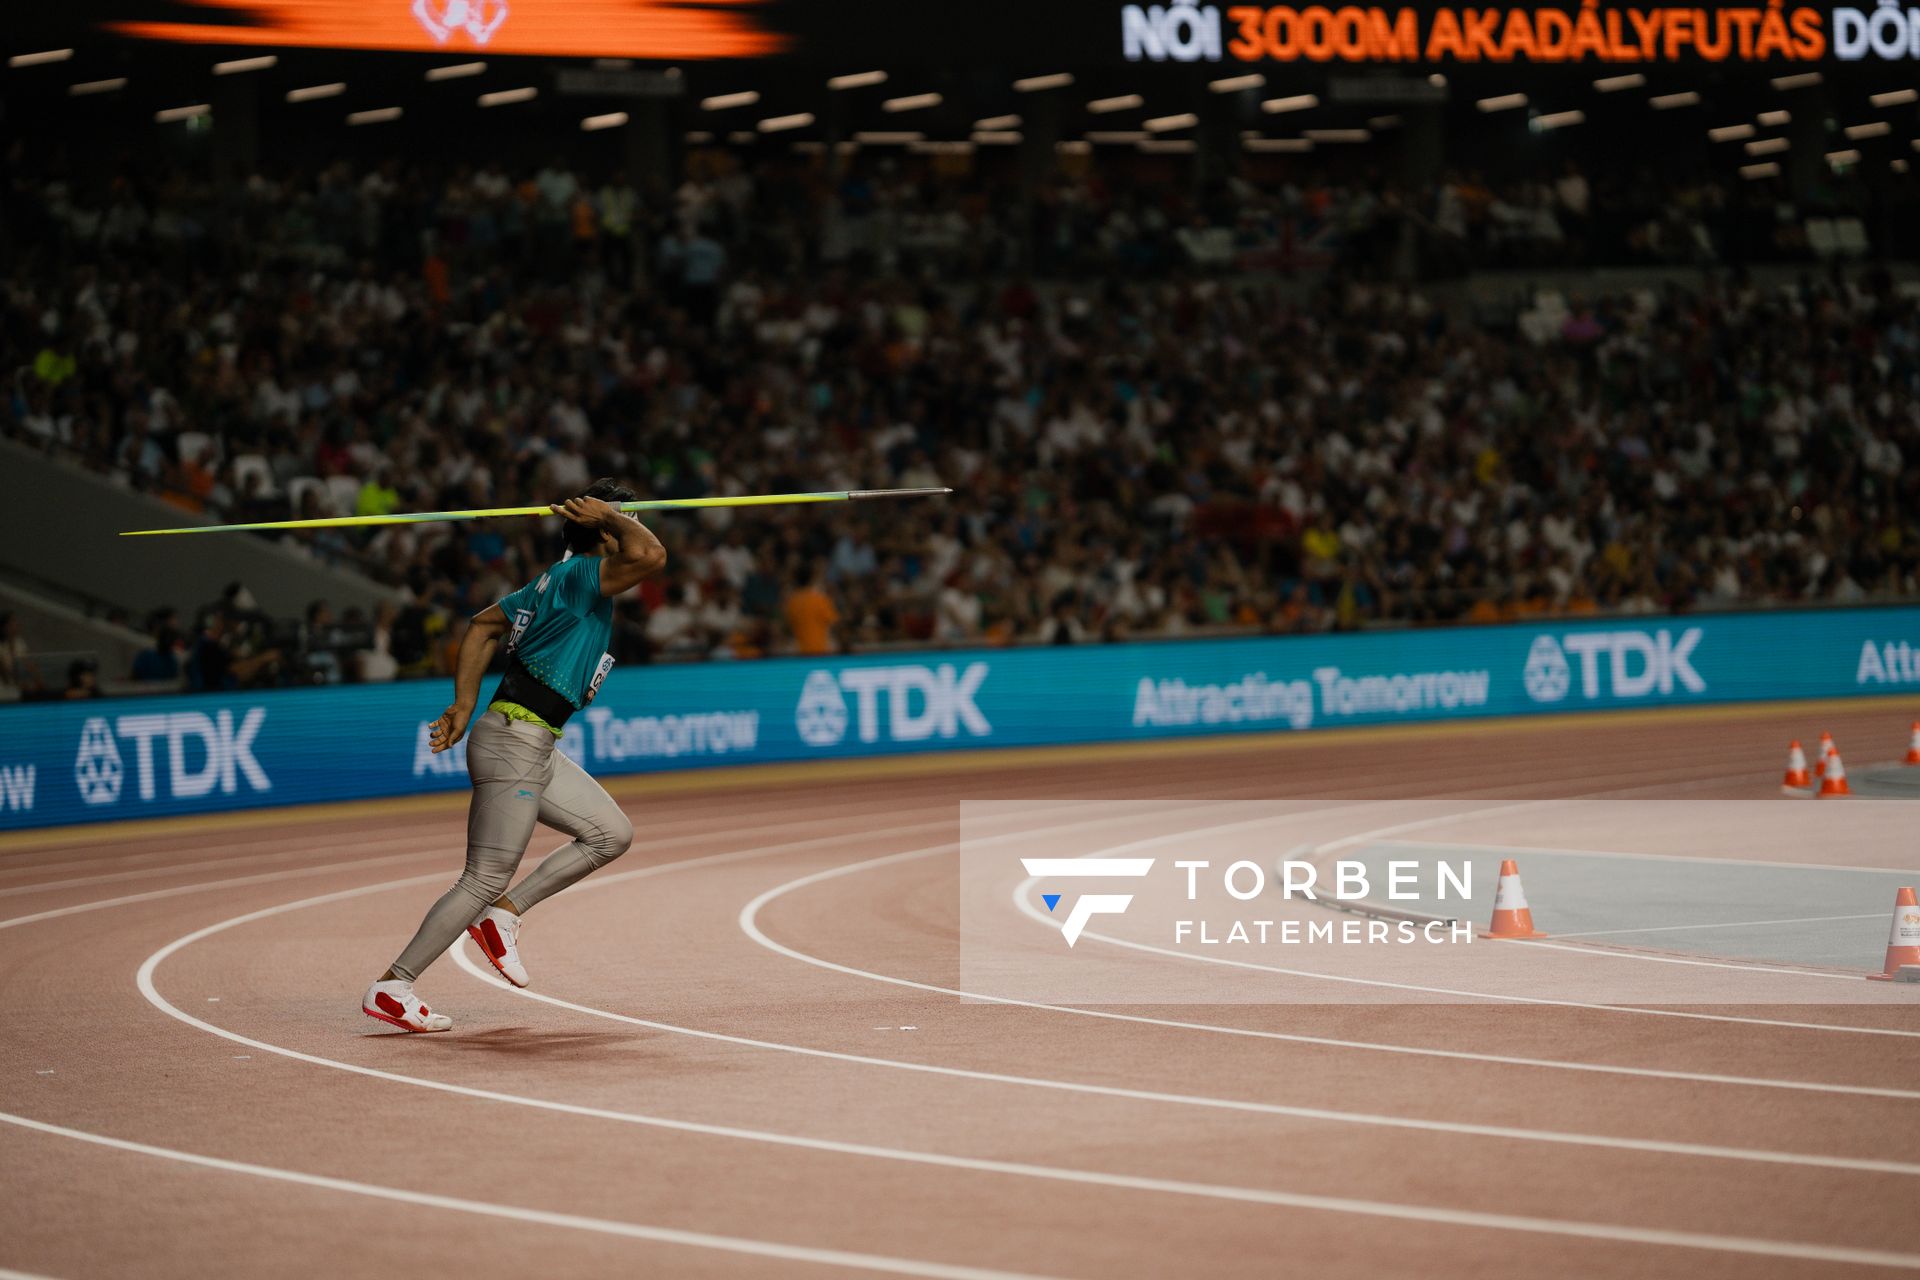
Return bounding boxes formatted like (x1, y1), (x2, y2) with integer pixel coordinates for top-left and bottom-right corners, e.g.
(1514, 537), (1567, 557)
(1376, 839), (1920, 878)
(1500, 939), (1866, 979)
(1046, 804), (1920, 1019)
(741, 846), (1920, 1092)
(0, 851), (459, 933)
(0, 802), (906, 897)
(0, 1267), (64, 1280)
(1013, 885), (1920, 1037)
(0, 832), (449, 899)
(1552, 914), (1886, 940)
(449, 930), (1920, 1177)
(454, 813), (1908, 1098)
(0, 1110), (1061, 1280)
(132, 881), (1920, 1271)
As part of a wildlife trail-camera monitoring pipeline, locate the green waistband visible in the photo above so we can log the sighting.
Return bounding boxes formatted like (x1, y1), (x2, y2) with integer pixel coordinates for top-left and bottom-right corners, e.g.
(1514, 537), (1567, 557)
(488, 700), (563, 737)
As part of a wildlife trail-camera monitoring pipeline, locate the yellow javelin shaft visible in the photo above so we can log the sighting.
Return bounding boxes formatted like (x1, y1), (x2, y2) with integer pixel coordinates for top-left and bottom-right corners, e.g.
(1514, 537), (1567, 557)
(119, 487), (951, 537)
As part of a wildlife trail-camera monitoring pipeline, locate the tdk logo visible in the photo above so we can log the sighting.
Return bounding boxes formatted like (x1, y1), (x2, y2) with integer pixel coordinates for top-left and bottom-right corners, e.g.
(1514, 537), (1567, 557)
(74, 711), (270, 805)
(1524, 630), (1705, 703)
(795, 663), (990, 748)
(1022, 858), (1157, 946)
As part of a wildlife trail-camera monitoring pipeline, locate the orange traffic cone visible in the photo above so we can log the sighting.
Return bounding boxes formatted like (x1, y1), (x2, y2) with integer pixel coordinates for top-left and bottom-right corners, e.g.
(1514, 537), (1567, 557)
(1817, 748), (1851, 797)
(1865, 887), (1920, 981)
(1904, 723), (1920, 766)
(1813, 731), (1835, 780)
(1781, 740), (1811, 793)
(1480, 859), (1545, 939)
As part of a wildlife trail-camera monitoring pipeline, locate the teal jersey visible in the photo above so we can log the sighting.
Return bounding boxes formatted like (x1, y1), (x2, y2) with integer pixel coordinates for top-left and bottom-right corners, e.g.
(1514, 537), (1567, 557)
(498, 554), (615, 709)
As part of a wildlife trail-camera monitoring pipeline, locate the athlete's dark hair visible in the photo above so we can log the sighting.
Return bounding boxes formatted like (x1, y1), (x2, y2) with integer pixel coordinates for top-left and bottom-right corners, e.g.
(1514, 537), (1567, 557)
(563, 477), (640, 554)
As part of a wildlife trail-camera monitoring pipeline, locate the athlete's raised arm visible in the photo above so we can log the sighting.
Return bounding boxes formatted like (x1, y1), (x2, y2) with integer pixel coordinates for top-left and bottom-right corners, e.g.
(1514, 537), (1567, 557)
(428, 603), (511, 753)
(549, 495), (668, 596)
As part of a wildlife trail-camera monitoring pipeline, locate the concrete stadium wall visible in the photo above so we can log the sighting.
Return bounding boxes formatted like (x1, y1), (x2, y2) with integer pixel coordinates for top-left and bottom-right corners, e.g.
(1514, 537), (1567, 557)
(0, 438), (400, 621)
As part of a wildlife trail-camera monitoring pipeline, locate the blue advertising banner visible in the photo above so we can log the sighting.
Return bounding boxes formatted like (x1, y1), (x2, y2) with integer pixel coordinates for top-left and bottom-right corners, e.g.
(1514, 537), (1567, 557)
(3, 605), (1917, 830)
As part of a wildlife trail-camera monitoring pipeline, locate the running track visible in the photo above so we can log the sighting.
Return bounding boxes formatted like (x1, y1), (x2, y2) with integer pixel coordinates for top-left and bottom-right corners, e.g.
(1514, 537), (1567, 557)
(2, 698), (1918, 1279)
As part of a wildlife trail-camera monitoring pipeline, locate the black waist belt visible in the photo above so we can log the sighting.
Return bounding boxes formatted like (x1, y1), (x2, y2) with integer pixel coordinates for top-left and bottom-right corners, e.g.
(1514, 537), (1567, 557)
(491, 655), (578, 729)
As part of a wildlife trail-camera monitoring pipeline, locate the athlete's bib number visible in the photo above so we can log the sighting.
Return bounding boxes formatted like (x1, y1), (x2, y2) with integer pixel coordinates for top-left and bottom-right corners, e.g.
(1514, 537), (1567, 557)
(586, 652), (615, 705)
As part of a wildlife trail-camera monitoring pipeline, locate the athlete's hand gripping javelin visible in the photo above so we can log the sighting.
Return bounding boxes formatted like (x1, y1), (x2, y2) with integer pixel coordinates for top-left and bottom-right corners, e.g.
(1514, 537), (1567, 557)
(427, 496), (666, 754)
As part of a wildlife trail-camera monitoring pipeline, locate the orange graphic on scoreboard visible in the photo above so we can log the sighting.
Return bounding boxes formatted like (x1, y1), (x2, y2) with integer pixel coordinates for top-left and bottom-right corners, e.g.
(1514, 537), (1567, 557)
(106, 0), (788, 60)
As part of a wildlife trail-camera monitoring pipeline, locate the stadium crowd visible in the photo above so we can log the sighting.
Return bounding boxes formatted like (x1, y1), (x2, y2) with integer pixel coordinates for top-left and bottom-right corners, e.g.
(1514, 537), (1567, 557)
(3, 155), (1917, 688)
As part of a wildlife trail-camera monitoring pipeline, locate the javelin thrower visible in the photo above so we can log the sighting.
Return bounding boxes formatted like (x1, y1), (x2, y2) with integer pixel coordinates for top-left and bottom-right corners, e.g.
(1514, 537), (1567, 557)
(362, 479), (667, 1032)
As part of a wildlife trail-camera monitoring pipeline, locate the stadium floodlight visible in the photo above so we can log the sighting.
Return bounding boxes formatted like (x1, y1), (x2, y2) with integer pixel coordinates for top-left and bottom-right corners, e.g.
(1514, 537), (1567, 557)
(1845, 122), (1891, 140)
(1826, 148), (1861, 166)
(1872, 89), (1918, 108)
(1593, 74), (1646, 92)
(1758, 109), (1791, 126)
(1428, 73), (1448, 88)
(1650, 91), (1701, 109)
(1144, 113), (1197, 133)
(1709, 124), (1756, 142)
(1088, 94), (1144, 113)
(883, 93), (942, 113)
(853, 130), (922, 143)
(426, 62), (487, 82)
(1305, 128), (1370, 142)
(974, 115), (1021, 130)
(1138, 139), (1196, 153)
(69, 78), (129, 96)
(1263, 94), (1318, 114)
(214, 56), (277, 75)
(1015, 73), (1074, 93)
(347, 107), (403, 125)
(1476, 93), (1528, 113)
(287, 83), (346, 103)
(971, 131), (1022, 145)
(828, 71), (887, 90)
(701, 91), (760, 111)
(581, 113), (629, 132)
(1745, 137), (1790, 155)
(758, 112), (814, 132)
(1087, 130), (1148, 143)
(1741, 162), (1781, 179)
(1533, 110), (1584, 130)
(155, 104), (211, 124)
(1245, 138), (1313, 152)
(1209, 74), (1265, 94)
(10, 49), (74, 68)
(1772, 72), (1822, 90)
(478, 87), (537, 107)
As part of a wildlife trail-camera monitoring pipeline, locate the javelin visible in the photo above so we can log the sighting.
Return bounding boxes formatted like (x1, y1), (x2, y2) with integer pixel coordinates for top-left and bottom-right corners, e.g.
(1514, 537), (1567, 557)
(119, 487), (952, 537)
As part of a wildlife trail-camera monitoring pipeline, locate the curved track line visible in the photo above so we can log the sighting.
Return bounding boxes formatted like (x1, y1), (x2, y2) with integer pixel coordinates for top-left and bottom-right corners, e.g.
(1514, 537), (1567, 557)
(449, 931), (1920, 1176)
(0, 1111), (1061, 1280)
(1000, 811), (1920, 1034)
(740, 847), (1920, 1092)
(130, 878), (1920, 1271)
(0, 851), (458, 934)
